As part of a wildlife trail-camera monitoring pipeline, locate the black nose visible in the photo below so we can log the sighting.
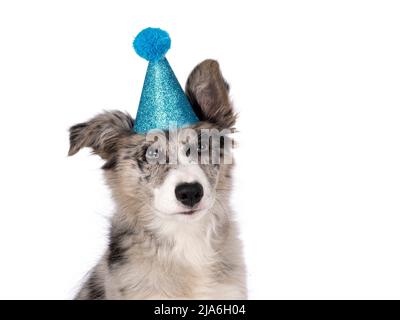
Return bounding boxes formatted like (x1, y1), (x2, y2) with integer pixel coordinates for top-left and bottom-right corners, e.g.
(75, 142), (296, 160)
(175, 182), (204, 207)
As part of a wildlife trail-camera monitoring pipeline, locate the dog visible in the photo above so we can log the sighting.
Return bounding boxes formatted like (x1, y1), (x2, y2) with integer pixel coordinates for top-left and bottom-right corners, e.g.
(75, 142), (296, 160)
(69, 59), (247, 299)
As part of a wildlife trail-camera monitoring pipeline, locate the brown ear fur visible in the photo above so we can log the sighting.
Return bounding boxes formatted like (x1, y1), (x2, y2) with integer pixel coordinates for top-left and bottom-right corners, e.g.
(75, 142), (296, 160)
(185, 59), (236, 128)
(68, 110), (133, 159)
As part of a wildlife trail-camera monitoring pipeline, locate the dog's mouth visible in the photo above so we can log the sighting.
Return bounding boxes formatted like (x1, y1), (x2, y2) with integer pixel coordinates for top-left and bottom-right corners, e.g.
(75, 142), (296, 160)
(153, 206), (204, 217)
(178, 209), (201, 215)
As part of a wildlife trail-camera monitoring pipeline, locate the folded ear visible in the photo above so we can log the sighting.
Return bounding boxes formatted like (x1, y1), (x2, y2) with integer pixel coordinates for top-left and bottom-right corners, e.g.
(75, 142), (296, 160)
(68, 110), (134, 159)
(185, 59), (236, 128)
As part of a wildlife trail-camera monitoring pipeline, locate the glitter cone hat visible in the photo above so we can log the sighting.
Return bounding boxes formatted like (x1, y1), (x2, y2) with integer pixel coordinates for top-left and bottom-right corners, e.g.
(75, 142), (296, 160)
(132, 27), (199, 134)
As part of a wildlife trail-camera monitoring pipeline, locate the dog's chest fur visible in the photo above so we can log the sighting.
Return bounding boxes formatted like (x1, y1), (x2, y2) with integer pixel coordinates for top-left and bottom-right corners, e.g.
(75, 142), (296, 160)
(77, 210), (246, 300)
(110, 230), (217, 299)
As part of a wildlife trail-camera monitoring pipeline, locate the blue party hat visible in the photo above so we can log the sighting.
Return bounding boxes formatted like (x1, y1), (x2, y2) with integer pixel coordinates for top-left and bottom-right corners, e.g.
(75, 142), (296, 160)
(132, 28), (199, 134)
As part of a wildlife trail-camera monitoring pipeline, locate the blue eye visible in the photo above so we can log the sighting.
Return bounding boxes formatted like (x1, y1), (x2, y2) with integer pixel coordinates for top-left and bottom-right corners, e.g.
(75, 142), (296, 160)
(197, 142), (208, 153)
(146, 147), (161, 159)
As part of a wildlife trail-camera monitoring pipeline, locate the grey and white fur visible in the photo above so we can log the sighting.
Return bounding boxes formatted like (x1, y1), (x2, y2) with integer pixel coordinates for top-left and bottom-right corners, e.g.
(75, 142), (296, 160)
(69, 60), (247, 299)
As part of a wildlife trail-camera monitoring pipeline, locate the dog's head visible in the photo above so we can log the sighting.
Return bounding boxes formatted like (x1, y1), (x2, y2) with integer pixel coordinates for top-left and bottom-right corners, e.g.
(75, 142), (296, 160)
(69, 60), (236, 224)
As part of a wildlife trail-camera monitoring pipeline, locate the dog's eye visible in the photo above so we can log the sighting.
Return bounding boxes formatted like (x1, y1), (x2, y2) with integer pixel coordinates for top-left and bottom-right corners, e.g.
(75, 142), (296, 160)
(146, 147), (161, 160)
(197, 142), (208, 153)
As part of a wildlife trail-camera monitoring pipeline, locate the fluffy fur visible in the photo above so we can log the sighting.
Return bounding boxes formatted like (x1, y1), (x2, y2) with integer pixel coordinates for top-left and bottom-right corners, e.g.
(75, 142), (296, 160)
(69, 60), (247, 299)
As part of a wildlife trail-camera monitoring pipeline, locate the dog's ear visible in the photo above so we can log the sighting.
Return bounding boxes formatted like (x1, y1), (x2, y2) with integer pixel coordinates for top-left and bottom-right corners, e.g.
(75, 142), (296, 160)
(185, 59), (236, 128)
(68, 110), (134, 160)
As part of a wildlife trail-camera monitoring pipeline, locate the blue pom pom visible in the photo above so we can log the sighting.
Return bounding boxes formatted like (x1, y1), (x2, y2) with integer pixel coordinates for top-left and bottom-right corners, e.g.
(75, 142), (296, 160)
(133, 28), (171, 62)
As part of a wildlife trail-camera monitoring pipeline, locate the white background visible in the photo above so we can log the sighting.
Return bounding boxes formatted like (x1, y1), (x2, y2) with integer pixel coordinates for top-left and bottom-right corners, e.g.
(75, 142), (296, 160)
(0, 0), (399, 299)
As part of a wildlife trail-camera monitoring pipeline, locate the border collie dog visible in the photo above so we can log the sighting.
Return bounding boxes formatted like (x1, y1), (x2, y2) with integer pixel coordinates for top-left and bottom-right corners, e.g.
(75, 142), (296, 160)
(69, 60), (247, 299)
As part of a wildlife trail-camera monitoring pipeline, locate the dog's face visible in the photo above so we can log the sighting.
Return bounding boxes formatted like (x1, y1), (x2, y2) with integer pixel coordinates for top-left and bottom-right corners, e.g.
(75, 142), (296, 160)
(69, 60), (236, 223)
(113, 123), (233, 221)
